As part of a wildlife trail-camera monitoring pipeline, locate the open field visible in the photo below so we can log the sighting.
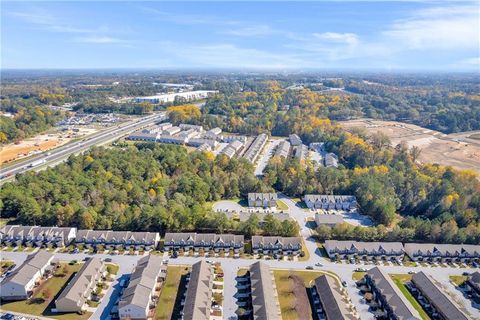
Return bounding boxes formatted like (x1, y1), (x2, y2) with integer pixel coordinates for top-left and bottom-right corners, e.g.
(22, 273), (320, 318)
(0, 127), (99, 165)
(156, 265), (190, 320)
(389, 274), (430, 320)
(340, 119), (480, 174)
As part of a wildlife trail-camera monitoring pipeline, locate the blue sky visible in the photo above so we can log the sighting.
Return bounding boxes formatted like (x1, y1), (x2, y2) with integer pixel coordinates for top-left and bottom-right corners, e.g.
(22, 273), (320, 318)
(2, 1), (479, 70)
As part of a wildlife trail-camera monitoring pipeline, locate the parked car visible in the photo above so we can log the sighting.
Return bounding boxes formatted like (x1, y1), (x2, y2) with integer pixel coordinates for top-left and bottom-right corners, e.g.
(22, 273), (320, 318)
(462, 272), (470, 276)
(341, 280), (347, 287)
(408, 271), (416, 274)
(355, 267), (367, 272)
(315, 262), (323, 267)
(305, 266), (314, 270)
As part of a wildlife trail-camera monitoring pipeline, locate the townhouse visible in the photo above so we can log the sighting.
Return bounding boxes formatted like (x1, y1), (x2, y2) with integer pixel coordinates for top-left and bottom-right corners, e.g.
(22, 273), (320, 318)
(0, 225), (76, 248)
(324, 240), (405, 261)
(466, 271), (480, 301)
(75, 230), (160, 250)
(311, 275), (356, 320)
(204, 127), (222, 140)
(251, 236), (302, 257)
(292, 144), (309, 161)
(289, 134), (302, 146)
(219, 140), (244, 158)
(274, 140), (291, 158)
(324, 153), (339, 168)
(363, 267), (420, 320)
(55, 258), (105, 313)
(404, 243), (480, 263)
(179, 123), (204, 132)
(249, 262), (281, 320)
(247, 193), (278, 208)
(182, 260), (213, 320)
(187, 138), (218, 149)
(118, 256), (167, 320)
(411, 272), (469, 320)
(163, 233), (244, 253)
(126, 132), (159, 142)
(243, 133), (268, 163)
(0, 250), (55, 300)
(304, 194), (358, 211)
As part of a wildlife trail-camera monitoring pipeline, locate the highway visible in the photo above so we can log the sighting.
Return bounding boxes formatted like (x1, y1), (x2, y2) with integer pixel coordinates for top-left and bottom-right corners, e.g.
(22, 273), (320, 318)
(0, 113), (166, 183)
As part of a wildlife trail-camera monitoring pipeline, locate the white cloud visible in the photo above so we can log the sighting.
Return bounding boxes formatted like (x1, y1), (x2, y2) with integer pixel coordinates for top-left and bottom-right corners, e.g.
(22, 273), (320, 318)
(313, 32), (360, 47)
(223, 25), (275, 37)
(74, 36), (127, 44)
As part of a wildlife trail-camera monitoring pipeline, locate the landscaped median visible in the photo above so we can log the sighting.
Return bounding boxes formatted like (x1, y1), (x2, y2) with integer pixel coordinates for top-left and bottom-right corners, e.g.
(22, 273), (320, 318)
(389, 274), (430, 320)
(155, 265), (190, 320)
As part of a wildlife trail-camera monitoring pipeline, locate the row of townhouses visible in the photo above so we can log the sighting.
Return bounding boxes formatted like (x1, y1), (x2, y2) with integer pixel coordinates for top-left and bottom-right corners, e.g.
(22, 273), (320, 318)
(0, 225), (76, 247)
(324, 240), (480, 263)
(164, 233), (245, 253)
(251, 236), (303, 257)
(75, 230), (160, 250)
(311, 275), (356, 320)
(181, 260), (214, 320)
(247, 193), (278, 208)
(304, 194), (357, 211)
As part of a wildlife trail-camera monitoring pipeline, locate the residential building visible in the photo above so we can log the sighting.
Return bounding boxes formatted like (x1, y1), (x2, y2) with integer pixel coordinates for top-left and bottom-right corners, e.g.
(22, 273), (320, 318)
(247, 193), (277, 208)
(324, 153), (339, 168)
(304, 195), (358, 211)
(411, 272), (469, 320)
(251, 236), (302, 256)
(0, 225), (76, 247)
(249, 262), (281, 320)
(315, 214), (344, 227)
(222, 135), (247, 144)
(55, 258), (105, 313)
(292, 144), (309, 161)
(187, 138), (218, 149)
(364, 267), (421, 320)
(324, 240), (404, 261)
(162, 126), (181, 136)
(133, 90), (217, 104)
(126, 132), (159, 142)
(157, 134), (187, 145)
(179, 124), (204, 132)
(204, 127), (222, 140)
(163, 233), (244, 253)
(243, 133), (268, 163)
(197, 143), (212, 152)
(157, 122), (173, 131)
(182, 260), (213, 320)
(289, 134), (302, 146)
(274, 140), (291, 158)
(75, 230), (159, 250)
(404, 243), (480, 263)
(312, 275), (355, 320)
(178, 129), (200, 139)
(309, 142), (325, 153)
(0, 250), (54, 300)
(466, 271), (480, 300)
(118, 256), (167, 320)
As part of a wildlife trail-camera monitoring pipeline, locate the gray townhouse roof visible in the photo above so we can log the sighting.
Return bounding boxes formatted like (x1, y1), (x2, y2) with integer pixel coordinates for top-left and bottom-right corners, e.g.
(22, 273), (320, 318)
(315, 214), (344, 225)
(412, 272), (469, 320)
(56, 258), (104, 309)
(324, 153), (339, 167)
(247, 193), (278, 202)
(324, 240), (404, 255)
(274, 140), (291, 158)
(289, 134), (302, 146)
(76, 230), (159, 244)
(251, 236), (302, 249)
(404, 243), (480, 257)
(183, 260), (213, 320)
(243, 133), (268, 163)
(164, 233), (244, 246)
(0, 225), (76, 245)
(314, 275), (355, 320)
(292, 144), (309, 161)
(367, 267), (420, 320)
(119, 255), (166, 310)
(304, 194), (357, 204)
(1, 250), (54, 287)
(249, 262), (281, 320)
(468, 272), (480, 292)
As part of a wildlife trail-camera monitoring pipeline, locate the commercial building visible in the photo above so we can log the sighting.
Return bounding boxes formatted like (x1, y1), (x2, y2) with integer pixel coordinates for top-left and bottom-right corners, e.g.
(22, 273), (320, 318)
(182, 260), (213, 320)
(411, 272), (469, 320)
(364, 267), (420, 320)
(243, 133), (268, 163)
(289, 134), (302, 146)
(55, 258), (105, 313)
(324, 240), (404, 261)
(274, 140), (291, 158)
(118, 256), (167, 320)
(251, 236), (302, 256)
(0, 225), (76, 248)
(163, 233), (244, 253)
(247, 193), (277, 208)
(249, 262), (281, 320)
(304, 195), (358, 211)
(75, 230), (160, 250)
(404, 243), (480, 263)
(0, 250), (54, 300)
(315, 214), (344, 227)
(312, 275), (355, 320)
(133, 90), (217, 104)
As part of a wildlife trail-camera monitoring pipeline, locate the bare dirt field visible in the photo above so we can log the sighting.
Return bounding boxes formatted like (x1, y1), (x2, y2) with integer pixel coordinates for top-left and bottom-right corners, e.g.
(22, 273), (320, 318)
(340, 119), (480, 174)
(0, 127), (98, 165)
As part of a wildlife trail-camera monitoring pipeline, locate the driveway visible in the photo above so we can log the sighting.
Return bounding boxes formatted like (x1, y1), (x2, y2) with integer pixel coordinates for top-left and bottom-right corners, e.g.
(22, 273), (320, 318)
(254, 139), (283, 176)
(213, 200), (244, 213)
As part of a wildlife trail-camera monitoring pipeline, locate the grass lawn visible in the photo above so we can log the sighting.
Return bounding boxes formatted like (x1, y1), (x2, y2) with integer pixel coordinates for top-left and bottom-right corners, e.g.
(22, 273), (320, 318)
(450, 275), (467, 286)
(298, 238), (311, 261)
(352, 271), (366, 281)
(0, 260), (15, 276)
(276, 200), (289, 211)
(1, 263), (91, 320)
(156, 266), (190, 320)
(273, 270), (333, 320)
(389, 274), (430, 320)
(105, 263), (119, 275)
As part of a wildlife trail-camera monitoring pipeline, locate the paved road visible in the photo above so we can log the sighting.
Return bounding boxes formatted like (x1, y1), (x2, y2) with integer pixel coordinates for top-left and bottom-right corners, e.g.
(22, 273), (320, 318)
(0, 113), (166, 184)
(254, 139), (283, 176)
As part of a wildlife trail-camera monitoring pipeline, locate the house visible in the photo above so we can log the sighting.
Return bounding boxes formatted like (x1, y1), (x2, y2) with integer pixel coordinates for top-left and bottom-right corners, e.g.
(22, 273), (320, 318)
(55, 258), (105, 313)
(75, 230), (160, 250)
(315, 214), (344, 227)
(404, 243), (480, 263)
(251, 236), (302, 257)
(243, 133), (268, 163)
(289, 134), (302, 146)
(304, 195), (357, 211)
(249, 262), (281, 320)
(163, 233), (244, 253)
(274, 140), (291, 158)
(311, 275), (355, 320)
(466, 271), (480, 301)
(182, 261), (213, 320)
(0, 250), (54, 301)
(324, 240), (404, 261)
(118, 256), (167, 320)
(364, 267), (420, 320)
(247, 193), (278, 208)
(0, 225), (76, 248)
(411, 272), (469, 320)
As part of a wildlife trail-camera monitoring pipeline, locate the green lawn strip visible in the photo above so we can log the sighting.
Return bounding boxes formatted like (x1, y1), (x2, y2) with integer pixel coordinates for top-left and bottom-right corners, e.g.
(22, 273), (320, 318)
(298, 238), (311, 261)
(276, 200), (289, 211)
(352, 271), (366, 281)
(1, 263), (91, 320)
(389, 274), (430, 320)
(156, 265), (190, 320)
(105, 263), (119, 275)
(449, 275), (467, 286)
